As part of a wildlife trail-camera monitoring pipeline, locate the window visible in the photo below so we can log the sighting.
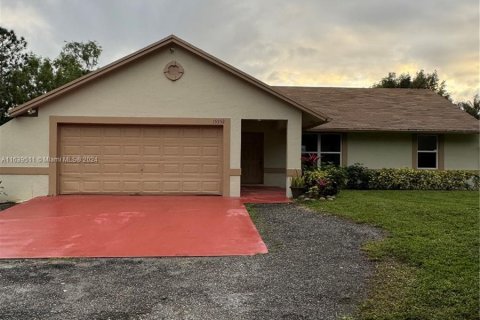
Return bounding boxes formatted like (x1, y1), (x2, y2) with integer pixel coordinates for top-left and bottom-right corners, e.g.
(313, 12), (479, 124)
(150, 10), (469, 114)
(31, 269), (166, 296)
(417, 135), (437, 169)
(301, 133), (342, 166)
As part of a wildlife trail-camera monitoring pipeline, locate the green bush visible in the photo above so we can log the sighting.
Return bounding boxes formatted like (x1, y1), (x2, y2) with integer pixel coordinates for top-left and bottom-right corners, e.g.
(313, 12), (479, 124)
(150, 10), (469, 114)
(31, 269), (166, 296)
(345, 163), (371, 189)
(303, 168), (340, 197)
(368, 168), (479, 190)
(321, 164), (348, 188)
(290, 175), (306, 188)
(302, 164), (479, 191)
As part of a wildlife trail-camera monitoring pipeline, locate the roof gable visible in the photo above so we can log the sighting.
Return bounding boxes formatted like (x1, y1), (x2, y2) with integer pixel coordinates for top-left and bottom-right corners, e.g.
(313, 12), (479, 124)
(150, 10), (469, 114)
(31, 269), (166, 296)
(8, 35), (328, 124)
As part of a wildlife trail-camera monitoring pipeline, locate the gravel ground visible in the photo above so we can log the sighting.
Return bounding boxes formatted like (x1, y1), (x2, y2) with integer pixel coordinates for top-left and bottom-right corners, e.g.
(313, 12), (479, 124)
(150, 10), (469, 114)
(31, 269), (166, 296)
(0, 203), (382, 320)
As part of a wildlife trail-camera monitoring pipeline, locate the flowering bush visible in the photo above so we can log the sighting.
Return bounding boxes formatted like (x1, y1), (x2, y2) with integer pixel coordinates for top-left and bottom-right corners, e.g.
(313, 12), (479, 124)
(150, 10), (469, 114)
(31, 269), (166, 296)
(301, 153), (319, 171)
(303, 169), (339, 198)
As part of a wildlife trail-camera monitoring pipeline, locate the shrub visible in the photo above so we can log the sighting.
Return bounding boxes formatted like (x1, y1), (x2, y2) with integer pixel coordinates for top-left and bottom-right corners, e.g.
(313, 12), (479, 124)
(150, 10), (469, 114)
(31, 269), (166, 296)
(301, 153), (319, 171)
(290, 175), (306, 188)
(303, 164), (479, 192)
(368, 168), (479, 190)
(345, 163), (371, 189)
(303, 168), (339, 198)
(321, 164), (348, 188)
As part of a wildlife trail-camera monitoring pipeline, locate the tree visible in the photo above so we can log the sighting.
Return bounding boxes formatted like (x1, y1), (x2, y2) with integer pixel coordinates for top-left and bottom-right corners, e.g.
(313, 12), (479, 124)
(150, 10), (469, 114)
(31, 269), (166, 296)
(0, 27), (29, 123)
(53, 41), (102, 86)
(373, 69), (450, 100)
(458, 95), (480, 120)
(0, 27), (102, 124)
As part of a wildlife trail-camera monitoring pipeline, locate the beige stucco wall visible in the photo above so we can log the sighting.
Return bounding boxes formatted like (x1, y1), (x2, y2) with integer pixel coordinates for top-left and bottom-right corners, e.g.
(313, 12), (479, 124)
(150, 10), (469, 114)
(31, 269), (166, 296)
(0, 175), (48, 202)
(346, 132), (412, 168)
(346, 132), (479, 170)
(0, 45), (303, 201)
(444, 134), (479, 170)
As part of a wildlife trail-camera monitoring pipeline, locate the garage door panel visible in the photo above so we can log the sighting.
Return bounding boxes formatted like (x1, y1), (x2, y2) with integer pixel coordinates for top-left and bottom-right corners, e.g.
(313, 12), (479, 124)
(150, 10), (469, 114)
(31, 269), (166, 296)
(123, 163), (142, 173)
(143, 127), (162, 137)
(83, 164), (101, 173)
(122, 127), (142, 137)
(61, 163), (82, 173)
(163, 127), (182, 137)
(143, 146), (162, 155)
(103, 127), (122, 137)
(61, 127), (82, 137)
(103, 145), (122, 155)
(83, 145), (102, 154)
(163, 181), (181, 192)
(143, 181), (160, 191)
(182, 128), (203, 138)
(82, 127), (103, 137)
(59, 124), (223, 195)
(163, 163), (181, 174)
(102, 181), (123, 192)
(203, 164), (221, 174)
(83, 181), (102, 192)
(62, 145), (82, 154)
(164, 146), (181, 155)
(202, 181), (221, 192)
(124, 181), (142, 192)
(202, 146), (221, 156)
(183, 181), (201, 192)
(183, 164), (200, 173)
(61, 181), (81, 193)
(124, 145), (141, 155)
(142, 163), (161, 173)
(183, 146), (202, 156)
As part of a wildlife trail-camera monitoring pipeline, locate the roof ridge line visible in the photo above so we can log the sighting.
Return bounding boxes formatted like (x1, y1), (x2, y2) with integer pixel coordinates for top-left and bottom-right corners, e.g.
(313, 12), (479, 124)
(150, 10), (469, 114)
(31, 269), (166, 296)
(8, 35), (329, 124)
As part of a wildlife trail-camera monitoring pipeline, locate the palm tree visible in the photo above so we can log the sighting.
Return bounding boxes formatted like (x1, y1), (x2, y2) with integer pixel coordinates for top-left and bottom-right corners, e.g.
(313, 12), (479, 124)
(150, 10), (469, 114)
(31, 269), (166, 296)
(458, 94), (480, 120)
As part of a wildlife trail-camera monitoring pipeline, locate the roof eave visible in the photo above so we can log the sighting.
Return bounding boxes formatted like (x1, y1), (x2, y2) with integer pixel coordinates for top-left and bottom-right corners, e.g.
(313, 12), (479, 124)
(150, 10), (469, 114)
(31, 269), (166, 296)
(306, 127), (480, 134)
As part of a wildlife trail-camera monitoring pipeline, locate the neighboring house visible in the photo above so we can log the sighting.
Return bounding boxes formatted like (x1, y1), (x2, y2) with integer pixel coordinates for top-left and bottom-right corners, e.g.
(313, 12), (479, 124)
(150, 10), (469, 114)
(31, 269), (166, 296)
(0, 35), (478, 202)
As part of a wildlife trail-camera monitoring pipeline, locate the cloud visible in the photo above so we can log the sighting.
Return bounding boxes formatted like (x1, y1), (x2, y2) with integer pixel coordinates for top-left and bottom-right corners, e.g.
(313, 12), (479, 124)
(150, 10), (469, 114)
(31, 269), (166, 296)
(1, 0), (478, 101)
(0, 1), (56, 57)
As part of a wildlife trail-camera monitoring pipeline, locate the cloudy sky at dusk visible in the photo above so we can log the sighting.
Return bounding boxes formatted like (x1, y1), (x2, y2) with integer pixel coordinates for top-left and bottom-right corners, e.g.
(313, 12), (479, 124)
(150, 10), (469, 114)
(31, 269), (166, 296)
(1, 0), (478, 102)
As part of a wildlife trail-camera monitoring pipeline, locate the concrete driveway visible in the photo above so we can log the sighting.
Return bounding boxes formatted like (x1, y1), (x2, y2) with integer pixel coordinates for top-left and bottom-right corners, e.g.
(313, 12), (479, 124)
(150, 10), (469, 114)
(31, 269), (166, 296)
(0, 195), (267, 258)
(0, 203), (382, 320)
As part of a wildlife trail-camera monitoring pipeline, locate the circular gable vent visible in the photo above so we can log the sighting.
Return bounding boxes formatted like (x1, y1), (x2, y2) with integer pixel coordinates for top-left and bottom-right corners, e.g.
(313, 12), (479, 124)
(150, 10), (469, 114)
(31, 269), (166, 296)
(163, 61), (184, 81)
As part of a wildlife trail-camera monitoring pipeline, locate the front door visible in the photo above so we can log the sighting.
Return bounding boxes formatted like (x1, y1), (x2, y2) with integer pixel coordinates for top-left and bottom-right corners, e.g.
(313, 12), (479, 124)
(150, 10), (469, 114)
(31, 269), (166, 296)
(241, 132), (264, 184)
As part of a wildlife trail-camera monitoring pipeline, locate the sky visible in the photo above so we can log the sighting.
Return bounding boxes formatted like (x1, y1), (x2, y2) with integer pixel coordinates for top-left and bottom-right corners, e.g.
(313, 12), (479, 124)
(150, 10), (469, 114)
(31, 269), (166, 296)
(1, 0), (478, 102)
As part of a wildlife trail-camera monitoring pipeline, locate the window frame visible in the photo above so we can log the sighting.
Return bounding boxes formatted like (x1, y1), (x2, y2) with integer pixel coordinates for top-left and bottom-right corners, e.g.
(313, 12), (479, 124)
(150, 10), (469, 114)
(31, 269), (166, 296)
(417, 134), (438, 169)
(301, 133), (342, 167)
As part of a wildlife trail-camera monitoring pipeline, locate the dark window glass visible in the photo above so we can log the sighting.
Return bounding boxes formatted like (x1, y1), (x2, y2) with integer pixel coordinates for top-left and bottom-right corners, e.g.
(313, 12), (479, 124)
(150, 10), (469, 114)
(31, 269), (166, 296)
(302, 134), (318, 152)
(418, 152), (437, 168)
(418, 135), (437, 151)
(320, 153), (341, 166)
(321, 134), (341, 152)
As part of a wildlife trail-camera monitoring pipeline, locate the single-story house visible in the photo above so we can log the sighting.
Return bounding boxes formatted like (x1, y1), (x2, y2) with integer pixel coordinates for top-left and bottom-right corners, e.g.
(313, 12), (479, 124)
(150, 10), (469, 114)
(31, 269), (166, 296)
(0, 35), (478, 201)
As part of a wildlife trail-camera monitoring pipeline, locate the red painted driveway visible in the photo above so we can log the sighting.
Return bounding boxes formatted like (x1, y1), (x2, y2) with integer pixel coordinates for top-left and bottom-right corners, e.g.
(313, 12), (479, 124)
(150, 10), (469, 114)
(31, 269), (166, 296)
(0, 196), (268, 259)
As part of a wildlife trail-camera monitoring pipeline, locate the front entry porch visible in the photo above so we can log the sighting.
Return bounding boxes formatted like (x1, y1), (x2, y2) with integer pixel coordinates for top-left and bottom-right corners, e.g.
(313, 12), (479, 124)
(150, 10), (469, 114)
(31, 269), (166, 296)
(241, 120), (290, 196)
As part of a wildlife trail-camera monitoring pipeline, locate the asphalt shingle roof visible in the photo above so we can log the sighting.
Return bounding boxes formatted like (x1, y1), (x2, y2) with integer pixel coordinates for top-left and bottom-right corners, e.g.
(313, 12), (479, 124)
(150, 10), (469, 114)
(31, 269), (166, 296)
(274, 86), (479, 133)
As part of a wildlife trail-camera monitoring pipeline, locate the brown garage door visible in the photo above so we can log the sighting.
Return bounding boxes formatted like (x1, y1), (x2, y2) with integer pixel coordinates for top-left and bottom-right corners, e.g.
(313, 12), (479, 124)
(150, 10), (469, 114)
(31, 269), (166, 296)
(58, 124), (223, 195)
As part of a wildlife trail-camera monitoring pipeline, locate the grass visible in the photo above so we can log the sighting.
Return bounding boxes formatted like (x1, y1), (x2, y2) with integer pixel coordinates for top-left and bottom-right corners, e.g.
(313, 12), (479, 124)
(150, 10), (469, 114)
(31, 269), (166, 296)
(307, 190), (479, 320)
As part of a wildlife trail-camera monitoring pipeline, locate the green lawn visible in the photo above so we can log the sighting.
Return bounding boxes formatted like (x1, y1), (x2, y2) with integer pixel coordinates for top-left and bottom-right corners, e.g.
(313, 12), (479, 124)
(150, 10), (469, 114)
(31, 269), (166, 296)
(307, 190), (479, 320)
